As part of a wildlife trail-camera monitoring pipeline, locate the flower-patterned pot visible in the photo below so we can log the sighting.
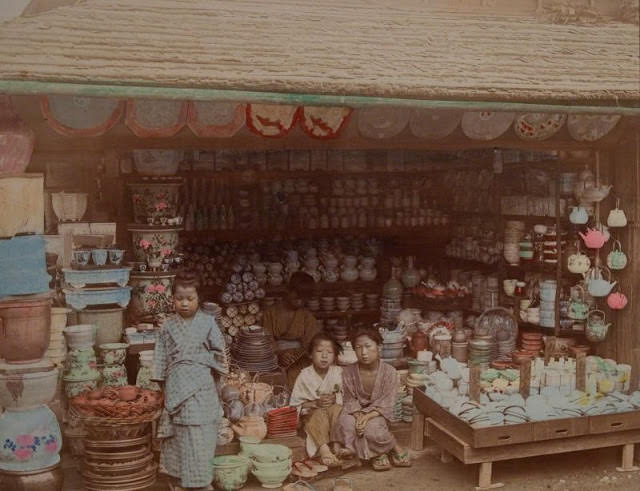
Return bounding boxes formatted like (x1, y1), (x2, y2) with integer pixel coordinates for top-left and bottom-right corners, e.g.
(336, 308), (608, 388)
(0, 360), (59, 410)
(127, 181), (183, 224)
(0, 405), (62, 472)
(101, 364), (128, 387)
(129, 271), (176, 317)
(62, 375), (100, 398)
(128, 225), (182, 263)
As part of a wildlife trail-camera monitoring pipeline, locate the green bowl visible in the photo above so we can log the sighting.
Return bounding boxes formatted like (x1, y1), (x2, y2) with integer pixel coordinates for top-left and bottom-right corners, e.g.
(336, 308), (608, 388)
(212, 455), (250, 490)
(249, 444), (292, 463)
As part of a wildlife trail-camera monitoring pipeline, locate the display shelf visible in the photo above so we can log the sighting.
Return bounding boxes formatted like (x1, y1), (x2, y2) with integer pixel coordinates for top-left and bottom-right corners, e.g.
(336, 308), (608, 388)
(312, 308), (379, 319)
(266, 279), (382, 295)
(404, 295), (472, 312)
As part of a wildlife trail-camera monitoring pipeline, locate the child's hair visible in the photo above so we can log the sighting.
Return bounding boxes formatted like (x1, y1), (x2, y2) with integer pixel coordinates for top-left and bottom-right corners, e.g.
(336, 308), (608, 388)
(308, 332), (343, 356)
(172, 271), (201, 294)
(350, 326), (382, 347)
(288, 271), (316, 299)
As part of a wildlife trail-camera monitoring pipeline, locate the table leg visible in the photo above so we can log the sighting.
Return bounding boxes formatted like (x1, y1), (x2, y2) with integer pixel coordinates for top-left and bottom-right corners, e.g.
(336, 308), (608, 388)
(616, 443), (639, 472)
(440, 449), (453, 463)
(475, 462), (504, 490)
(411, 409), (425, 451)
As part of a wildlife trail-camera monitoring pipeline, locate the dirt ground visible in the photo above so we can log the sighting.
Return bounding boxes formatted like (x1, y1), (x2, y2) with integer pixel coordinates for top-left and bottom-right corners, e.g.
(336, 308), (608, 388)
(62, 444), (640, 491)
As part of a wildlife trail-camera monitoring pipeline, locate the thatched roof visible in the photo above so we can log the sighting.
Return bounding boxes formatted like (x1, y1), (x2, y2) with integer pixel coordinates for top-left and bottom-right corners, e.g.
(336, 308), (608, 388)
(0, 0), (638, 105)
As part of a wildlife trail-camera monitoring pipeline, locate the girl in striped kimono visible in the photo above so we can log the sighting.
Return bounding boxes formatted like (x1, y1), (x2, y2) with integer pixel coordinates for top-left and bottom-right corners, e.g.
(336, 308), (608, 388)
(152, 272), (227, 491)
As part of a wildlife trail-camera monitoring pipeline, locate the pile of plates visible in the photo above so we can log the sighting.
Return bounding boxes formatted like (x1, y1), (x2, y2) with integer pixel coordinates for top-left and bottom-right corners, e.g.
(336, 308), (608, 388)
(521, 332), (543, 355)
(468, 338), (492, 366)
(401, 396), (414, 423)
(267, 406), (298, 438)
(231, 326), (278, 372)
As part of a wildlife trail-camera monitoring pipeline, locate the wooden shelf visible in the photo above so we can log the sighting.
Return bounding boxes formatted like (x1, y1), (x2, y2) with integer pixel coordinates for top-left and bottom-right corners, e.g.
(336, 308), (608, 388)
(313, 308), (379, 319)
(404, 295), (472, 312)
(266, 280), (383, 295)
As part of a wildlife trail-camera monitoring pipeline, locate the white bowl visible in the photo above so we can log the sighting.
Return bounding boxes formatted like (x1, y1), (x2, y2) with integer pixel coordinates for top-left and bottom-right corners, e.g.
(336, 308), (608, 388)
(51, 192), (88, 222)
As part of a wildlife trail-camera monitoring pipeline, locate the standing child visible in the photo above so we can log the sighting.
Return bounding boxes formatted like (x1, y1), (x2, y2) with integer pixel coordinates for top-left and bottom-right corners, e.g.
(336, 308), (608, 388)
(152, 272), (227, 491)
(290, 332), (343, 468)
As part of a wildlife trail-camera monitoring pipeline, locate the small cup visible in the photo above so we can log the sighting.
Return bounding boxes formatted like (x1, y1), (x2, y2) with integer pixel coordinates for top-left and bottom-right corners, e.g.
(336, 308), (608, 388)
(91, 249), (108, 266)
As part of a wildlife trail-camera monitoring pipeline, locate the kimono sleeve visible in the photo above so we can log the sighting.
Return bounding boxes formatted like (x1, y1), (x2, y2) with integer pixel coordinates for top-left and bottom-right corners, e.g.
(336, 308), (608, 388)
(151, 328), (168, 381)
(289, 369), (312, 415)
(207, 317), (229, 376)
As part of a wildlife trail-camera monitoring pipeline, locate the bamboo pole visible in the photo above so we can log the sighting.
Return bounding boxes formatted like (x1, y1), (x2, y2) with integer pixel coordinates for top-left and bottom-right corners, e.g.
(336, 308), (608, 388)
(1, 80), (640, 115)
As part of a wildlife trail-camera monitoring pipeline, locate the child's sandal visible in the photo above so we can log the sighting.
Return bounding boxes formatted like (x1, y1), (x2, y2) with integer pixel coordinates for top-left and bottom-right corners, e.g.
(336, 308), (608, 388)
(371, 453), (391, 471)
(390, 448), (412, 467)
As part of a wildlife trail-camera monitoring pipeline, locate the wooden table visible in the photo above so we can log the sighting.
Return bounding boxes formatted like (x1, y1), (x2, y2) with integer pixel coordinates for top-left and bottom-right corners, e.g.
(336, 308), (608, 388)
(413, 388), (640, 490)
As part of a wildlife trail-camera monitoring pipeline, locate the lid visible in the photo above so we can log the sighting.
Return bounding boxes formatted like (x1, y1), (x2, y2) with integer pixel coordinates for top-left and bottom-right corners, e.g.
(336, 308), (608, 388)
(0, 359), (55, 375)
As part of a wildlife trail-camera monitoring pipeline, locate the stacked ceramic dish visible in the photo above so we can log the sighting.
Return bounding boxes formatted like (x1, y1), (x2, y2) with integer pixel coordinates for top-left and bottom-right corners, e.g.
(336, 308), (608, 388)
(365, 293), (380, 310)
(330, 322), (349, 342)
(244, 443), (292, 490)
(231, 326), (278, 372)
(539, 280), (557, 328)
(521, 332), (544, 355)
(350, 292), (364, 310)
(468, 338), (492, 366)
(266, 406), (298, 438)
(503, 220), (525, 265)
(47, 307), (70, 367)
(401, 395), (414, 423)
(320, 296), (336, 312)
(391, 388), (407, 422)
(380, 329), (406, 361)
(335, 296), (350, 312)
(63, 325), (101, 398)
(99, 343), (129, 387)
(219, 302), (262, 339)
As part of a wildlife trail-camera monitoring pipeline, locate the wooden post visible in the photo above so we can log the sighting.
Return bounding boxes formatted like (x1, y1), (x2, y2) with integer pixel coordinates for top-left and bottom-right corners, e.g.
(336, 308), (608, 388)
(519, 359), (532, 399)
(616, 443), (640, 472)
(476, 461), (504, 490)
(470, 365), (482, 403)
(410, 406), (425, 451)
(544, 336), (555, 365)
(576, 352), (586, 392)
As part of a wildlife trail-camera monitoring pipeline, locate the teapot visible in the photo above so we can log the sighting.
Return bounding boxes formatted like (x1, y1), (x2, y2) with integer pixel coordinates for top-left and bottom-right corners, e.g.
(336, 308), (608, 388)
(607, 199), (628, 228)
(567, 246), (591, 275)
(585, 266), (617, 297)
(581, 184), (613, 203)
(568, 286), (589, 320)
(606, 240), (628, 270)
(340, 262), (359, 282)
(231, 415), (267, 441)
(585, 309), (611, 343)
(607, 291), (628, 310)
(579, 228), (607, 249)
(569, 206), (589, 225)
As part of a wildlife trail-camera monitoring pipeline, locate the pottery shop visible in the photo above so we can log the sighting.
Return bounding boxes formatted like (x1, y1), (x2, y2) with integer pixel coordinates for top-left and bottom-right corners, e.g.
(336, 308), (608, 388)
(0, 1), (639, 491)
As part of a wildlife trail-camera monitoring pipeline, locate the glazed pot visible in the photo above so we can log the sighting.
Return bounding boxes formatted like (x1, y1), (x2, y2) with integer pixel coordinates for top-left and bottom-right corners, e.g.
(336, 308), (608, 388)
(62, 375), (100, 398)
(128, 225), (182, 262)
(0, 405), (62, 472)
(340, 266), (359, 282)
(0, 296), (51, 364)
(212, 455), (250, 491)
(51, 192), (87, 222)
(0, 174), (44, 238)
(129, 271), (176, 317)
(99, 343), (128, 365)
(401, 256), (420, 288)
(359, 267), (377, 281)
(102, 364), (128, 387)
(127, 181), (182, 224)
(0, 462), (64, 491)
(62, 324), (96, 350)
(0, 360), (59, 409)
(251, 466), (290, 489)
(232, 416), (267, 441)
(49, 308), (69, 334)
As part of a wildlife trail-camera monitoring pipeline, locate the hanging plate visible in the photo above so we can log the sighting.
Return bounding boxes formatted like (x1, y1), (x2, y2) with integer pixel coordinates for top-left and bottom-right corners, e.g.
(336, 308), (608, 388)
(357, 107), (410, 139)
(514, 113), (566, 140)
(187, 101), (245, 138)
(299, 106), (352, 139)
(125, 99), (188, 138)
(567, 114), (622, 141)
(41, 95), (124, 137)
(409, 109), (461, 139)
(461, 111), (515, 140)
(246, 104), (299, 138)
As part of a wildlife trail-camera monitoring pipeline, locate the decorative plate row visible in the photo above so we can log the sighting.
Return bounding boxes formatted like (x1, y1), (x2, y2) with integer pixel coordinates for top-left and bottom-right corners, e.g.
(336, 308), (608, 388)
(39, 96), (621, 142)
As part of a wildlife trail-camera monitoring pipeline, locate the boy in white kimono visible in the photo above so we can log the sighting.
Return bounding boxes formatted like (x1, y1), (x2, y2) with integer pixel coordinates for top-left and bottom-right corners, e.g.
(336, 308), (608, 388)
(290, 332), (343, 467)
(153, 273), (227, 491)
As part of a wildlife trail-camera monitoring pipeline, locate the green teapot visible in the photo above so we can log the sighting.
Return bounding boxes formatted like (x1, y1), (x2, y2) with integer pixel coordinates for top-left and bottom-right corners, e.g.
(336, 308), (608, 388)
(568, 286), (589, 320)
(586, 309), (611, 343)
(607, 240), (628, 271)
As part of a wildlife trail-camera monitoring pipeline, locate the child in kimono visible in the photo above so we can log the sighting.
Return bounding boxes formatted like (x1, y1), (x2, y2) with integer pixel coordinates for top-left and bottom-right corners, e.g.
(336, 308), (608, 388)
(263, 271), (320, 388)
(332, 327), (411, 471)
(290, 332), (343, 468)
(152, 272), (227, 491)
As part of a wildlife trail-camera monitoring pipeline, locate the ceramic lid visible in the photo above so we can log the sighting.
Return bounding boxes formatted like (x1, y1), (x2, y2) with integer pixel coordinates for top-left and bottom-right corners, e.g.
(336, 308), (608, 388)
(0, 359), (55, 376)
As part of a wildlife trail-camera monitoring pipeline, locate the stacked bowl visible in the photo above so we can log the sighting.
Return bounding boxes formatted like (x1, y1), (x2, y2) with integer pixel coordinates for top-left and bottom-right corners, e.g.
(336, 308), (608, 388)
(539, 280), (557, 328)
(504, 220), (525, 265)
(231, 326), (278, 372)
(47, 307), (70, 367)
(244, 443), (292, 489)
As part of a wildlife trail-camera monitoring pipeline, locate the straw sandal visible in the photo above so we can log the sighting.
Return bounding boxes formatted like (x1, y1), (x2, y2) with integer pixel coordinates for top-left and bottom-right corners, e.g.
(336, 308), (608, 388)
(390, 448), (412, 467)
(371, 453), (392, 471)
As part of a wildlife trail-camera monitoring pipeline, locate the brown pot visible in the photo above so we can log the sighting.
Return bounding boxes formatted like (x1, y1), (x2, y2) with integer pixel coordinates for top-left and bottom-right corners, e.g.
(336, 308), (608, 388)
(0, 463), (64, 491)
(0, 295), (51, 364)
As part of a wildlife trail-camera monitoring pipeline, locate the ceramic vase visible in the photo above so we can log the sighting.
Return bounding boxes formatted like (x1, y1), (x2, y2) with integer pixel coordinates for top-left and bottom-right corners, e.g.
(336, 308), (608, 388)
(129, 271), (176, 317)
(127, 181), (182, 224)
(129, 226), (182, 262)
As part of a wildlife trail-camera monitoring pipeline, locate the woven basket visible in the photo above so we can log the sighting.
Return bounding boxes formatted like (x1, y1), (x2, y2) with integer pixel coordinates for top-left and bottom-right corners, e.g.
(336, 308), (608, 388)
(70, 407), (161, 426)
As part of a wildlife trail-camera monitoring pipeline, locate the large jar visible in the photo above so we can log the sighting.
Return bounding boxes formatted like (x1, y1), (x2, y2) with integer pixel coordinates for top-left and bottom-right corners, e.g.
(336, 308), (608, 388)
(77, 307), (124, 346)
(0, 295), (51, 364)
(129, 271), (176, 317)
(0, 406), (62, 472)
(0, 360), (58, 410)
(127, 180), (183, 224)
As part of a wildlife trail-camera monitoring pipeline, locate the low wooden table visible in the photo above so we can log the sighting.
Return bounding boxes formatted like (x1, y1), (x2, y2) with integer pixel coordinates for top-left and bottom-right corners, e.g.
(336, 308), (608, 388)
(413, 388), (640, 490)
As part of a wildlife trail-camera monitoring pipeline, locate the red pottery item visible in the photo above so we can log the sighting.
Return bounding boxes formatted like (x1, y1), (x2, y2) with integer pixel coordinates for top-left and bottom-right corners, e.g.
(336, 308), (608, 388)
(0, 295), (51, 364)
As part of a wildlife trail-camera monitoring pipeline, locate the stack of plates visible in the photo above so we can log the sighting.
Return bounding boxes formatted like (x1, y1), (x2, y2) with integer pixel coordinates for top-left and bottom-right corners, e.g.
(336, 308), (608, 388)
(401, 396), (414, 423)
(350, 292), (364, 310)
(521, 332), (543, 355)
(231, 327), (279, 372)
(267, 406), (298, 438)
(202, 301), (222, 322)
(468, 338), (491, 366)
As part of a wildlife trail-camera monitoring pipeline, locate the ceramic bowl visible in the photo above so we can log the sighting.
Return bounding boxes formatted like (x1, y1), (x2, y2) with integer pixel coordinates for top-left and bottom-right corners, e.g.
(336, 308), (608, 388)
(91, 249), (108, 266)
(248, 443), (292, 463)
(212, 455), (250, 491)
(108, 249), (125, 265)
(251, 467), (290, 489)
(99, 343), (129, 365)
(63, 324), (97, 350)
(72, 249), (91, 267)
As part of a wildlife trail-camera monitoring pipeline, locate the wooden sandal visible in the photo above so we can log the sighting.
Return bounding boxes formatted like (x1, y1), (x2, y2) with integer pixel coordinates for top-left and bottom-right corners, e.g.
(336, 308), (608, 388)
(292, 461), (317, 479)
(371, 453), (392, 471)
(390, 448), (412, 467)
(305, 459), (329, 473)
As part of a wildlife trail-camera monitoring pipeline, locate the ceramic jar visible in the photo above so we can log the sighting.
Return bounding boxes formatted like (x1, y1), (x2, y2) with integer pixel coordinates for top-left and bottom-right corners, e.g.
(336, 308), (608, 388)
(127, 181), (182, 224)
(0, 405), (62, 472)
(129, 271), (176, 317)
(77, 307), (124, 347)
(128, 226), (182, 263)
(62, 324), (96, 350)
(231, 416), (267, 441)
(62, 375), (100, 398)
(0, 462), (64, 491)
(0, 296), (51, 364)
(383, 267), (404, 300)
(340, 264), (359, 282)
(0, 360), (59, 409)
(101, 364), (128, 387)
(99, 343), (128, 365)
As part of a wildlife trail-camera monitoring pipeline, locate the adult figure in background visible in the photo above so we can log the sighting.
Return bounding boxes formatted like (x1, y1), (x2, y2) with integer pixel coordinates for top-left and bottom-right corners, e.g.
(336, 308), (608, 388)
(263, 271), (320, 388)
(332, 327), (411, 471)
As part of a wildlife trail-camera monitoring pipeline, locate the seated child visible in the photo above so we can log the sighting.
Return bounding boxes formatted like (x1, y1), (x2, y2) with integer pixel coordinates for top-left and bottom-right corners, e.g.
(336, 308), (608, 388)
(289, 332), (343, 467)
